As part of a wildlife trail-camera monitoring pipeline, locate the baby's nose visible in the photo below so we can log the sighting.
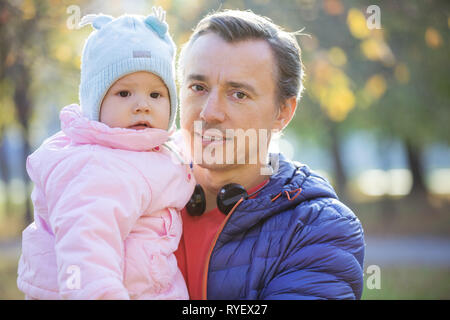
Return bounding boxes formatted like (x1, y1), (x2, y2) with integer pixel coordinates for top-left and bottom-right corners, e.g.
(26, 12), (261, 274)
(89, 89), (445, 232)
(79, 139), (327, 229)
(134, 103), (150, 113)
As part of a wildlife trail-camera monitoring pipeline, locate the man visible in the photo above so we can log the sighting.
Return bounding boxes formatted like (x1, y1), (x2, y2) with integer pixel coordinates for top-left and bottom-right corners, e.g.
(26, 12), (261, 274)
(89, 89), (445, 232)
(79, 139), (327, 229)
(174, 9), (365, 300)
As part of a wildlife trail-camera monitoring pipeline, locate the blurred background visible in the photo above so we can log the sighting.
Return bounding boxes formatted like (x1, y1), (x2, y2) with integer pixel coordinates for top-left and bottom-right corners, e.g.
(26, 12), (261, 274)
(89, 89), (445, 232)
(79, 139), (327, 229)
(0, 0), (449, 299)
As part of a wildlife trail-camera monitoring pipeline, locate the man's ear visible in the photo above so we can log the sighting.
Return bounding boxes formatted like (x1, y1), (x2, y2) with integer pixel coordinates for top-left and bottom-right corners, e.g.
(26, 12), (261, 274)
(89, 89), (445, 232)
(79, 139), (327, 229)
(273, 96), (297, 132)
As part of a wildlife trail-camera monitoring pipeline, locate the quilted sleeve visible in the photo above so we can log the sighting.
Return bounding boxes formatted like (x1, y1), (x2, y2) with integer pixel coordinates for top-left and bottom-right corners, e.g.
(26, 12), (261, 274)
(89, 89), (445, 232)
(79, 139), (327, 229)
(261, 202), (365, 300)
(45, 151), (151, 299)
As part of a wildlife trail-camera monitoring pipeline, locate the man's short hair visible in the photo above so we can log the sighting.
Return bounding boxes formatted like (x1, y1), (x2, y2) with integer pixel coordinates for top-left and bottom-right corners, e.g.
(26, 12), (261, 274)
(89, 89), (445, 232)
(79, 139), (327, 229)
(178, 9), (305, 107)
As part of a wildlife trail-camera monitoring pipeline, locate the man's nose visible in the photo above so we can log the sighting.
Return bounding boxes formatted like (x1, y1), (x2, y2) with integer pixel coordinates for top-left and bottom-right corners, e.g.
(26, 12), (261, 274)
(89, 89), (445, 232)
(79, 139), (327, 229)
(199, 89), (225, 123)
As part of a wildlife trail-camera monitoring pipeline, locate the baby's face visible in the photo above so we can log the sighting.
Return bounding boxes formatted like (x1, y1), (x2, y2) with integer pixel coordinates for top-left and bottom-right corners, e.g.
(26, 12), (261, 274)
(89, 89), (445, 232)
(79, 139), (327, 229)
(100, 71), (170, 130)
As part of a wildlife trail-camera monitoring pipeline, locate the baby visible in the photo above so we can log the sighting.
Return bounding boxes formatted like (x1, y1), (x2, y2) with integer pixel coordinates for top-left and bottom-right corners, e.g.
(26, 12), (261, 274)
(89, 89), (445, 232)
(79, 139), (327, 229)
(17, 8), (195, 299)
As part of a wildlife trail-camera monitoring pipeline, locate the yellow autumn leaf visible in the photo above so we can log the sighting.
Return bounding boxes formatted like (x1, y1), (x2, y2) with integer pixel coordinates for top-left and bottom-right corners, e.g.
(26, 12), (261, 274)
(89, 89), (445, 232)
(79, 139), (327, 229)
(360, 38), (382, 60)
(347, 8), (369, 39)
(53, 44), (72, 63)
(360, 38), (395, 66)
(313, 59), (333, 84)
(324, 87), (355, 122)
(365, 74), (386, 99)
(425, 27), (442, 49)
(328, 47), (347, 66)
(21, 0), (36, 20)
(394, 63), (410, 84)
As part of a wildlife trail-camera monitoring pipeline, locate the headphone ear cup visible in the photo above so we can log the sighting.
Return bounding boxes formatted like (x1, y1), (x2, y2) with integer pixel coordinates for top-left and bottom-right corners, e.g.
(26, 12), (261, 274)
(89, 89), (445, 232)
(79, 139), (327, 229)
(217, 183), (248, 215)
(186, 184), (206, 216)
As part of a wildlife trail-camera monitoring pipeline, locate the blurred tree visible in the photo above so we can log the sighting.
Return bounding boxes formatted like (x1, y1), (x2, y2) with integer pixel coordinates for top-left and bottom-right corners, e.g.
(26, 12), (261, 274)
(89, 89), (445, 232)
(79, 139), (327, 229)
(344, 1), (450, 198)
(0, 0), (40, 224)
(257, 0), (450, 200)
(1, 0), (448, 228)
(0, 0), (89, 225)
(0, 2), (15, 216)
(0, 126), (11, 216)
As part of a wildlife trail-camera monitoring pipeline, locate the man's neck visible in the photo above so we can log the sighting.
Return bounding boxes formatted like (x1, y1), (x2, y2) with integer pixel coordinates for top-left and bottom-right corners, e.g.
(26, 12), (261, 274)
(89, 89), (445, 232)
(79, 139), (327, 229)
(194, 164), (268, 213)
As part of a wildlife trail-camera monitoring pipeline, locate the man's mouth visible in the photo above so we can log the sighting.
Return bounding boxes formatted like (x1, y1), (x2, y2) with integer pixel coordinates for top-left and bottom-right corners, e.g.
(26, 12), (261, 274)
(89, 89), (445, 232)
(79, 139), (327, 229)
(195, 131), (233, 145)
(128, 121), (152, 130)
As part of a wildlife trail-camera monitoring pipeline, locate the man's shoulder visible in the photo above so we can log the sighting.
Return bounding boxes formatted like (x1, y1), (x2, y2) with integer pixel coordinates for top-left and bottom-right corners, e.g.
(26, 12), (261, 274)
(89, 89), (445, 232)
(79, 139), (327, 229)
(287, 161), (358, 224)
(297, 196), (359, 224)
(266, 195), (358, 229)
(265, 195), (365, 264)
(283, 197), (364, 259)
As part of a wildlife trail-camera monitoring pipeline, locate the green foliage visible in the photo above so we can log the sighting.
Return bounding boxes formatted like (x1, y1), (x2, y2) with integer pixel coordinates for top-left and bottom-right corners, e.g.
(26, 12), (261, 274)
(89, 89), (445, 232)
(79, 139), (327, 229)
(347, 1), (450, 147)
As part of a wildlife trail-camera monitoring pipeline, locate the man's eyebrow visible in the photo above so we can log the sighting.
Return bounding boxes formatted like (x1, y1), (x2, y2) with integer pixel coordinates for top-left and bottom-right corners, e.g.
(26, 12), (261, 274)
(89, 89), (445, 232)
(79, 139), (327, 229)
(186, 74), (207, 82)
(227, 81), (257, 96)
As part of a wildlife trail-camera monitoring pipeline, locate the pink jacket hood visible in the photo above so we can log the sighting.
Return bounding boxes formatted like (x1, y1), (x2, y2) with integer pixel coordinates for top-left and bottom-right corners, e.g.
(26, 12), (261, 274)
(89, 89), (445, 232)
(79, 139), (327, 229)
(17, 104), (195, 300)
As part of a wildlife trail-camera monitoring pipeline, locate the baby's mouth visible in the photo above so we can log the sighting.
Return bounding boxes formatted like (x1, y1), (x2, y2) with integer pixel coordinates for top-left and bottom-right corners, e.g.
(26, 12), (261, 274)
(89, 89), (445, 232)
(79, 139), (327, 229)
(128, 121), (152, 130)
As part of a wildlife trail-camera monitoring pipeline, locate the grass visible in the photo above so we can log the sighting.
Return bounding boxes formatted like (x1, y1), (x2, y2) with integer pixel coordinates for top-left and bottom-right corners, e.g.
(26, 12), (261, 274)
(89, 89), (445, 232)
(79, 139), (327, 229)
(1, 254), (449, 300)
(362, 266), (450, 300)
(0, 203), (28, 242)
(0, 257), (24, 300)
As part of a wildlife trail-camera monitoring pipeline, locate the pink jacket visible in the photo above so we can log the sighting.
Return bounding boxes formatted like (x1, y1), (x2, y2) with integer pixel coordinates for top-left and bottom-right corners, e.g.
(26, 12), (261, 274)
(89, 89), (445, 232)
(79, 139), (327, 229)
(17, 104), (195, 300)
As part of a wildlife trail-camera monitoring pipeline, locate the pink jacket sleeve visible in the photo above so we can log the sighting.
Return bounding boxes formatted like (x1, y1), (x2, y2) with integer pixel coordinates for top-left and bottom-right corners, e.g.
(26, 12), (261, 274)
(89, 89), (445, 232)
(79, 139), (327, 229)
(44, 151), (151, 299)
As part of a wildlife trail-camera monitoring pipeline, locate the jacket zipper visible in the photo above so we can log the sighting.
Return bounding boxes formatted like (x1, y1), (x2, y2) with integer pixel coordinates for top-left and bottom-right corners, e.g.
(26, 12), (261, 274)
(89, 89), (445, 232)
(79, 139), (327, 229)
(201, 197), (244, 300)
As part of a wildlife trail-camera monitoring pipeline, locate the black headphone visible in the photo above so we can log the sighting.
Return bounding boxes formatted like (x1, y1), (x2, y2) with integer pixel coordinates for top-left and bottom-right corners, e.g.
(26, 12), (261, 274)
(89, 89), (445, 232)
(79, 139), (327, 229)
(186, 182), (267, 216)
(186, 154), (276, 216)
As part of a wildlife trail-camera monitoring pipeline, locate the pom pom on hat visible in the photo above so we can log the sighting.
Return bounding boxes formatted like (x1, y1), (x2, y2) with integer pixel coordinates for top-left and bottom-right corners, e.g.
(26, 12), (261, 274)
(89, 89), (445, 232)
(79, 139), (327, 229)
(144, 6), (168, 38)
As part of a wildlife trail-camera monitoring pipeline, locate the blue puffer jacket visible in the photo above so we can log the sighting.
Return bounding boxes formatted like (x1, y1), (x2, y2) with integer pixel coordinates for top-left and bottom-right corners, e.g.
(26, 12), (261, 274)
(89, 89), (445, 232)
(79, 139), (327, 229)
(206, 154), (365, 299)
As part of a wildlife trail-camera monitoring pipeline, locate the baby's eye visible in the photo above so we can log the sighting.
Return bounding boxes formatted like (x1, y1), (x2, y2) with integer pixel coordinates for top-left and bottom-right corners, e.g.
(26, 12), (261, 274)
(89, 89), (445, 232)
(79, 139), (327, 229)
(150, 92), (161, 99)
(118, 91), (130, 98)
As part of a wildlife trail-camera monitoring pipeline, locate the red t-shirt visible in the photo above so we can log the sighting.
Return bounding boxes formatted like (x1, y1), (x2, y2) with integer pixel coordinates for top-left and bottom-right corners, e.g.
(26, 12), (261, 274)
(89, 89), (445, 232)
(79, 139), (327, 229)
(175, 180), (268, 300)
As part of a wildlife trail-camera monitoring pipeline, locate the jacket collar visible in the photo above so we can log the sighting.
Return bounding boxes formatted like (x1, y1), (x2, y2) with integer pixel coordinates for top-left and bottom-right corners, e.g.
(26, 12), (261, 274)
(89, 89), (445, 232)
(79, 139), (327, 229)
(60, 104), (169, 151)
(217, 153), (338, 240)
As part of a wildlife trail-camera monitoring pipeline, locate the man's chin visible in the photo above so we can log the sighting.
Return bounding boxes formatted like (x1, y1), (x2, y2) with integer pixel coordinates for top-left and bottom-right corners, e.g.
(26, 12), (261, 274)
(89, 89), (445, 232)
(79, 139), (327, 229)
(194, 161), (237, 171)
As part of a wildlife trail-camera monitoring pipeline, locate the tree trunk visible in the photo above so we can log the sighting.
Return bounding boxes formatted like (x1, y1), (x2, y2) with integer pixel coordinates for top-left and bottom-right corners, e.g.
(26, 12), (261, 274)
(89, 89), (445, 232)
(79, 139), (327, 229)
(13, 59), (33, 225)
(404, 140), (427, 197)
(21, 127), (32, 225)
(329, 122), (348, 201)
(0, 127), (12, 216)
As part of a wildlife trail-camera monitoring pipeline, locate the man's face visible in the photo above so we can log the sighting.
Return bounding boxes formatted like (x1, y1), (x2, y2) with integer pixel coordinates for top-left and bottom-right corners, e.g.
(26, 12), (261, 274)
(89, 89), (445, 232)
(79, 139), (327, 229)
(179, 33), (283, 170)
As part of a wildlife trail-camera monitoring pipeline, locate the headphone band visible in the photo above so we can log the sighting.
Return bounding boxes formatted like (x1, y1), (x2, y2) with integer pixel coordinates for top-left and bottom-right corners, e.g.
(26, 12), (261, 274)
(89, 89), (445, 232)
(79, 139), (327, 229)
(186, 180), (270, 216)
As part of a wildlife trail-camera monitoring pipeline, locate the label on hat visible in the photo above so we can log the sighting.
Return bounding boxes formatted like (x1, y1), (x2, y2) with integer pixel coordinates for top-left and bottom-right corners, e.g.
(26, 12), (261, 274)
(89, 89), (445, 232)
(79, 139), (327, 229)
(133, 50), (152, 58)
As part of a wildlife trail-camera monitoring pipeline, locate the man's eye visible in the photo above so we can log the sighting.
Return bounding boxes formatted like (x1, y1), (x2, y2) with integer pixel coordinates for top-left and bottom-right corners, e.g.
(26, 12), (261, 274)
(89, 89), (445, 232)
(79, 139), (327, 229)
(232, 91), (247, 100)
(150, 92), (160, 98)
(191, 84), (205, 92)
(118, 91), (130, 97)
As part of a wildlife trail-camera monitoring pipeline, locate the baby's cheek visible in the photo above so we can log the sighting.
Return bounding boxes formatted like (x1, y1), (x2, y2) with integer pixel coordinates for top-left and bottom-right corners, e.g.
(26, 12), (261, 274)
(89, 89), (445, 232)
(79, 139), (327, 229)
(99, 101), (129, 128)
(154, 101), (171, 129)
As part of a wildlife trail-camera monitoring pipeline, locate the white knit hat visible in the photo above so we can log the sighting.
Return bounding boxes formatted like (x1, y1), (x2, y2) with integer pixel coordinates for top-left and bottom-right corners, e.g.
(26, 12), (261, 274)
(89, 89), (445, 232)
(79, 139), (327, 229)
(78, 7), (177, 130)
